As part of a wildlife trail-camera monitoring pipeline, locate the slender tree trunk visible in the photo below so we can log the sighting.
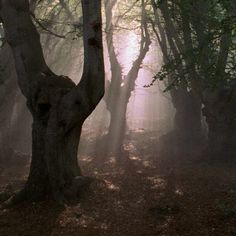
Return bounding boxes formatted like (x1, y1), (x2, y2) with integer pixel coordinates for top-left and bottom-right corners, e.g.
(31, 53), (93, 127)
(103, 0), (151, 156)
(106, 89), (129, 156)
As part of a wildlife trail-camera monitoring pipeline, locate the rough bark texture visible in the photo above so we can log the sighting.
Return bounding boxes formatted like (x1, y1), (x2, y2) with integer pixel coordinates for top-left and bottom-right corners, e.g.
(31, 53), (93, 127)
(0, 0), (104, 203)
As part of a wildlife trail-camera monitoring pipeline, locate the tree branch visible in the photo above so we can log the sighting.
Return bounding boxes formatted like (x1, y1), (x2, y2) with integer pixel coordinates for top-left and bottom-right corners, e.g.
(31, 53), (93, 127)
(123, 0), (151, 97)
(77, 0), (105, 109)
(0, 0), (54, 97)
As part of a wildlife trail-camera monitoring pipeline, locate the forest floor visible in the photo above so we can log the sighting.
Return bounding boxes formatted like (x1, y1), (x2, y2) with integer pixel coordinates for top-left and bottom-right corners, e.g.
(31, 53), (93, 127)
(0, 131), (236, 236)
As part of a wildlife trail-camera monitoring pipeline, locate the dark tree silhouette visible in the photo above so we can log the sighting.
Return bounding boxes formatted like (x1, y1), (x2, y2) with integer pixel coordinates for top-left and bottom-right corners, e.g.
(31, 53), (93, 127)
(0, 0), (104, 204)
(150, 1), (203, 144)
(150, 0), (236, 157)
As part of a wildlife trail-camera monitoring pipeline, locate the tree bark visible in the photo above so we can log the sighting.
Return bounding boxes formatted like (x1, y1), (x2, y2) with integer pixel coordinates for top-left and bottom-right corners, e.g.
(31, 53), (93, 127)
(189, 1), (235, 157)
(202, 87), (236, 158)
(103, 0), (151, 156)
(171, 87), (203, 143)
(151, 2), (204, 144)
(0, 0), (104, 204)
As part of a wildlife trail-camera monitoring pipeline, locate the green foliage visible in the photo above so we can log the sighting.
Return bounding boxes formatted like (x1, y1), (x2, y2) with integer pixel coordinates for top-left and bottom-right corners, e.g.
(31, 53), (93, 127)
(150, 0), (236, 92)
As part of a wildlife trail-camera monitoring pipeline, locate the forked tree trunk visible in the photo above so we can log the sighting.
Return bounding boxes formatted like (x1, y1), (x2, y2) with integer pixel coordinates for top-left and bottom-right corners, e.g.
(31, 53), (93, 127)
(0, 0), (104, 204)
(103, 0), (151, 156)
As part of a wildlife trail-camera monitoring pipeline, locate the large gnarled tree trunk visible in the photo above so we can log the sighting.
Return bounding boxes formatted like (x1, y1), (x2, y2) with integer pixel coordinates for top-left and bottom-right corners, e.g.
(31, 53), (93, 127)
(0, 0), (104, 204)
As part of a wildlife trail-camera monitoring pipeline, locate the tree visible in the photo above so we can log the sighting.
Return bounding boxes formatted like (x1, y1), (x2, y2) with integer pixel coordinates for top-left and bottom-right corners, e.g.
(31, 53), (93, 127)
(0, 0), (104, 204)
(102, 0), (151, 156)
(0, 0), (39, 165)
(149, 0), (203, 144)
(150, 0), (236, 158)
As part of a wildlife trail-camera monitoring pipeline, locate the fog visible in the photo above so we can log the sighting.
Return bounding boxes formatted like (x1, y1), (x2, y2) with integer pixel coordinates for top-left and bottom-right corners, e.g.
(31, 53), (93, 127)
(0, 0), (175, 160)
(0, 1), (235, 235)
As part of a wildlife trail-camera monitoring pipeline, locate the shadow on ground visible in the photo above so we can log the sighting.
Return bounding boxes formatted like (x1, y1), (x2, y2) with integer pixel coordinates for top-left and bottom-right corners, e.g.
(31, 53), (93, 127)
(0, 131), (236, 235)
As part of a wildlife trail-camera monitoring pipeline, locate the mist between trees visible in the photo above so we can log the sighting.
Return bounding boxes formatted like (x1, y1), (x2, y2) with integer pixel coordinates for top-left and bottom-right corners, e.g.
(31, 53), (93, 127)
(0, 0), (235, 229)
